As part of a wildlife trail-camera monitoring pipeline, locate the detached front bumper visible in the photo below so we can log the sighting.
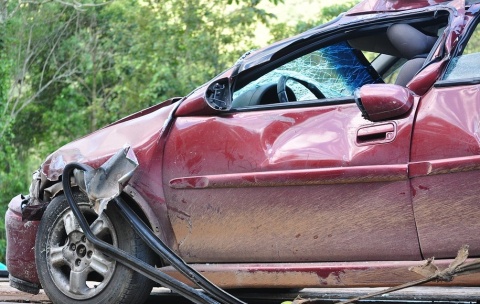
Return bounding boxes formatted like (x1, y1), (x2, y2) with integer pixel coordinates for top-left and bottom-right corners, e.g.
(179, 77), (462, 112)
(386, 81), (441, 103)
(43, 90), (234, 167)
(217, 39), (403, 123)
(5, 194), (41, 293)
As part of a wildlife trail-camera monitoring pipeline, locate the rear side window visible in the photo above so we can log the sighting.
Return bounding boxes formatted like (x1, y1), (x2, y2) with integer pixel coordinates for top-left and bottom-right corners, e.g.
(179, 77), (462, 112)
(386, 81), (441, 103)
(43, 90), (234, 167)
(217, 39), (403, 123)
(444, 21), (480, 81)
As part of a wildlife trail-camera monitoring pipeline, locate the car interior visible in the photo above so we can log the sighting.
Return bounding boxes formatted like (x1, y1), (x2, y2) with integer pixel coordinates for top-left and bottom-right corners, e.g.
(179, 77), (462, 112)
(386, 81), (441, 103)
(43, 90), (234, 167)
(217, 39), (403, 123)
(231, 13), (449, 109)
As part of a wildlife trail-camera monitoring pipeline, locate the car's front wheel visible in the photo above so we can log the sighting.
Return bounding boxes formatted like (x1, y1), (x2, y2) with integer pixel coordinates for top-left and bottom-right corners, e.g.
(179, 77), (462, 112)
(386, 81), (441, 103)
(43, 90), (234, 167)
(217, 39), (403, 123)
(35, 192), (154, 304)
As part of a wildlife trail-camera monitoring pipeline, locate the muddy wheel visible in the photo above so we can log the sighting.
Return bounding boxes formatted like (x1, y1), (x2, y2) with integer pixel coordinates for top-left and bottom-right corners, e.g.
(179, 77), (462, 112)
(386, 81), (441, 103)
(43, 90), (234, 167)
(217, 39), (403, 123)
(35, 192), (154, 304)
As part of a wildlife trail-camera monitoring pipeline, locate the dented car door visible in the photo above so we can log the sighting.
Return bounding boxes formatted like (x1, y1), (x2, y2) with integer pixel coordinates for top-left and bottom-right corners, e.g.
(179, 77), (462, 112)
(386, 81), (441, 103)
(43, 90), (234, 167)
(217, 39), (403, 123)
(163, 103), (421, 263)
(162, 40), (421, 263)
(410, 14), (480, 259)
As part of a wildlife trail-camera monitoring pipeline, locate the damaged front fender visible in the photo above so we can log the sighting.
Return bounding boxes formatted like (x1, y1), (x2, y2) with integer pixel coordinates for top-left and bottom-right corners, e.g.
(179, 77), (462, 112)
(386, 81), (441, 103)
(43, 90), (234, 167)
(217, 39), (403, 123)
(21, 98), (178, 221)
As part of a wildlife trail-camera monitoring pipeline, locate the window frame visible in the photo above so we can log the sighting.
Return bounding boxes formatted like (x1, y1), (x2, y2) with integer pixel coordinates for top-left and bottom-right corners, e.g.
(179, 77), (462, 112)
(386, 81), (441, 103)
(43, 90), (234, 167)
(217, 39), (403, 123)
(230, 11), (452, 112)
(435, 15), (480, 88)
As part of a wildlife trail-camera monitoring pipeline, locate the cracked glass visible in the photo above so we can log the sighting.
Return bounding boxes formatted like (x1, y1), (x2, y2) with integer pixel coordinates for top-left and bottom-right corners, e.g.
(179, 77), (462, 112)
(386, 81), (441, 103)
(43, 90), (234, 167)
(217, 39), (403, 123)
(233, 41), (383, 105)
(444, 21), (480, 81)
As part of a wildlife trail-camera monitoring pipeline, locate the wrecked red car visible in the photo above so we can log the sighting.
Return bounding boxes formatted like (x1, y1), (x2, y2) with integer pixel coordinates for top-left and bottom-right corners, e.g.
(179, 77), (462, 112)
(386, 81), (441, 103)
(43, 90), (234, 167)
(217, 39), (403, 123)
(6, 0), (480, 303)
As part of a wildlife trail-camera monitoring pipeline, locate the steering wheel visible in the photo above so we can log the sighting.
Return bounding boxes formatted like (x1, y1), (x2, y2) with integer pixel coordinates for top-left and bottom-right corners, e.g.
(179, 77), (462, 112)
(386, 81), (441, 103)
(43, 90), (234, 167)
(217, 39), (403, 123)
(277, 75), (325, 103)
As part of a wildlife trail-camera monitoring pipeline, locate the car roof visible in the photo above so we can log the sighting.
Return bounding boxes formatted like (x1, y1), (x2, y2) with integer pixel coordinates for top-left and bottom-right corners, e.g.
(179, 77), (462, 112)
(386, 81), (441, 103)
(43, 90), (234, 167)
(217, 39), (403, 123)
(234, 0), (465, 75)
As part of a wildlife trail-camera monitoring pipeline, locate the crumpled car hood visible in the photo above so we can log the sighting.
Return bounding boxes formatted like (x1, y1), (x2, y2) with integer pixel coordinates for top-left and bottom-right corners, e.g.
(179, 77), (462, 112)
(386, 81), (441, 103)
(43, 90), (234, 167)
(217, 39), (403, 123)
(41, 99), (178, 181)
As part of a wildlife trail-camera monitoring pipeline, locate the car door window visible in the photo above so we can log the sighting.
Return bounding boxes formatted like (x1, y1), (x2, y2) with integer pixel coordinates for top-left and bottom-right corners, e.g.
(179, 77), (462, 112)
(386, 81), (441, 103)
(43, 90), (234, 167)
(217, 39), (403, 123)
(444, 21), (480, 81)
(232, 41), (383, 107)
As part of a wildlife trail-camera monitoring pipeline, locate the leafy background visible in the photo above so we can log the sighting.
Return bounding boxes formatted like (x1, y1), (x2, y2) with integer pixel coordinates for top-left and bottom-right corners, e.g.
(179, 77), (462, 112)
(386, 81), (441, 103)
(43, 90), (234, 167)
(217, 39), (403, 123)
(0, 0), (357, 263)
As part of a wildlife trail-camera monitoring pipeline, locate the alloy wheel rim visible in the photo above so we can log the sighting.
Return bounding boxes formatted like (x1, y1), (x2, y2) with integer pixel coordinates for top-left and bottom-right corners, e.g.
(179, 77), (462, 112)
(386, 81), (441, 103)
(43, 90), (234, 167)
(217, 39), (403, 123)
(46, 206), (118, 300)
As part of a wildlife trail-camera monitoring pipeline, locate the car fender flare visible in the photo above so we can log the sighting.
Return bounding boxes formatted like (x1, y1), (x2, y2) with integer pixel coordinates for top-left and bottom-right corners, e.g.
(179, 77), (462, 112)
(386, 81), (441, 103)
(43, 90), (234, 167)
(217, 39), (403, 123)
(24, 179), (177, 254)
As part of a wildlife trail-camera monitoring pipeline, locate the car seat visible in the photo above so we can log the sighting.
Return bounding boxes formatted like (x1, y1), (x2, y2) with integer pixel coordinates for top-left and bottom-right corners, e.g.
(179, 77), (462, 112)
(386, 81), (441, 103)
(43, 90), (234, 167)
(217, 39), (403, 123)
(386, 23), (438, 86)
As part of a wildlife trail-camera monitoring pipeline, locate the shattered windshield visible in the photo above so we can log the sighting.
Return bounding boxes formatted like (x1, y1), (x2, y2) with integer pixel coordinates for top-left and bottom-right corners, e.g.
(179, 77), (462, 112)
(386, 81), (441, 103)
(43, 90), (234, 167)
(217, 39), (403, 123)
(233, 41), (383, 104)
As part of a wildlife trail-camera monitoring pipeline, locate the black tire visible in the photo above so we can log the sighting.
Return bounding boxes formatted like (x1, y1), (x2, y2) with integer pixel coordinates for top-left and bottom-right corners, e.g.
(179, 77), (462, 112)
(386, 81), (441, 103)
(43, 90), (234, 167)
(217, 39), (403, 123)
(35, 191), (154, 304)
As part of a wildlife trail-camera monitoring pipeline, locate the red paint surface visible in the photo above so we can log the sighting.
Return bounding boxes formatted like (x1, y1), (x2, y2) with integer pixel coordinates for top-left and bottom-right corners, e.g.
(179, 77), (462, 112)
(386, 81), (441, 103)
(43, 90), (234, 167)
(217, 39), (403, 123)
(5, 196), (40, 285)
(169, 165), (407, 189)
(163, 102), (420, 262)
(359, 84), (414, 121)
(410, 82), (480, 258)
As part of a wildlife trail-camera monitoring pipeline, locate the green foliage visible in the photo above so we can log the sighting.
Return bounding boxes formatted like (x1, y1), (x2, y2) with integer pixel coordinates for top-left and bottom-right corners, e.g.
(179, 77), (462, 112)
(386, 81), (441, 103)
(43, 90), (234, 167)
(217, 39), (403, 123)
(0, 126), (30, 263)
(0, 14), (19, 263)
(228, 0), (284, 5)
(102, 0), (273, 116)
(269, 1), (360, 42)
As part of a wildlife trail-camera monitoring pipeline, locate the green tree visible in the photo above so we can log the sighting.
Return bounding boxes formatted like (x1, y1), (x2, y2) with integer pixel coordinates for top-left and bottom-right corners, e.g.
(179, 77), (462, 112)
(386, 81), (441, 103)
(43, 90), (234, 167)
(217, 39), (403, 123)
(269, 1), (360, 42)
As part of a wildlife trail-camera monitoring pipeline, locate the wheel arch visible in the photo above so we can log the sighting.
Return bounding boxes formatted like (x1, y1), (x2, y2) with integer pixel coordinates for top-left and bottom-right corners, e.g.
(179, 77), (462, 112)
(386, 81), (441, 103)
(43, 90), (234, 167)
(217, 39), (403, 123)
(41, 179), (177, 258)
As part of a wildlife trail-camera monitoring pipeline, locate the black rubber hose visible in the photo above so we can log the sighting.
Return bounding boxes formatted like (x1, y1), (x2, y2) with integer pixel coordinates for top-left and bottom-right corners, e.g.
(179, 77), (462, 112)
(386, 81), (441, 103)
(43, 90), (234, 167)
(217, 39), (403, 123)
(114, 196), (246, 304)
(62, 162), (219, 304)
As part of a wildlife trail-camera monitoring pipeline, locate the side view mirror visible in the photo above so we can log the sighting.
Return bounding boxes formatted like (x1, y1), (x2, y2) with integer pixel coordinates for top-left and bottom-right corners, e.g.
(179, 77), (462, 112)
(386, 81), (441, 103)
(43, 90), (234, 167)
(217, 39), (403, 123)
(355, 84), (414, 122)
(175, 77), (232, 116)
(205, 78), (232, 111)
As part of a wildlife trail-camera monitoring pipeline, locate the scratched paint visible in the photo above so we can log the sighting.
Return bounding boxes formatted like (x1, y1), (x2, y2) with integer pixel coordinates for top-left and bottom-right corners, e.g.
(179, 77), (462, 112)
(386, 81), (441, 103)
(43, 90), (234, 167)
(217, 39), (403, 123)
(159, 260), (480, 288)
(163, 101), (420, 263)
(411, 81), (480, 258)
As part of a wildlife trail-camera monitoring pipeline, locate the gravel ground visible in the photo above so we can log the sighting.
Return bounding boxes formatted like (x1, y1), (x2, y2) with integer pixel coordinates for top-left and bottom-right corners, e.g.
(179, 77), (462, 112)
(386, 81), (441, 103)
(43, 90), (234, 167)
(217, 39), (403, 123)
(0, 278), (479, 304)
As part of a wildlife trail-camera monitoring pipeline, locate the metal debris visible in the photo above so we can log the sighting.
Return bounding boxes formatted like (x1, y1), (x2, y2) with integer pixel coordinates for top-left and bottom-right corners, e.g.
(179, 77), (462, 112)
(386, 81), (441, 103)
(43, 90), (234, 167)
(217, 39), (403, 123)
(80, 145), (139, 214)
(289, 245), (480, 304)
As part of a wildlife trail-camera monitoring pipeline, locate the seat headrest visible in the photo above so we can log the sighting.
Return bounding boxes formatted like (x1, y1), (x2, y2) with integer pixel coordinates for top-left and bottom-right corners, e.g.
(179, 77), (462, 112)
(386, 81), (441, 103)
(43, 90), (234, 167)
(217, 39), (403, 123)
(387, 24), (438, 59)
